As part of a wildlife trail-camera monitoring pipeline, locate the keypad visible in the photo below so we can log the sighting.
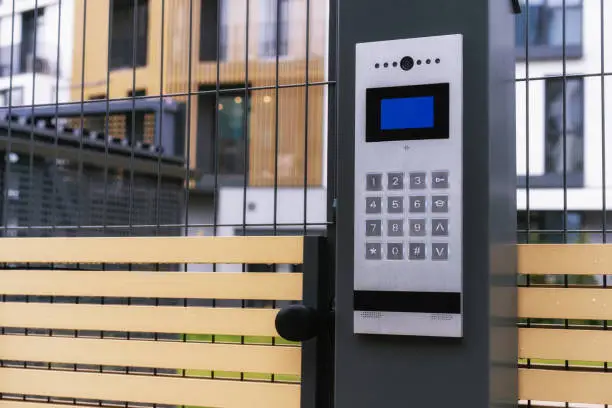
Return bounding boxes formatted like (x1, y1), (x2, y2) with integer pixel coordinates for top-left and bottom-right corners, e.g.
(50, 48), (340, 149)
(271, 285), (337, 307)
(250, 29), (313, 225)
(364, 171), (451, 261)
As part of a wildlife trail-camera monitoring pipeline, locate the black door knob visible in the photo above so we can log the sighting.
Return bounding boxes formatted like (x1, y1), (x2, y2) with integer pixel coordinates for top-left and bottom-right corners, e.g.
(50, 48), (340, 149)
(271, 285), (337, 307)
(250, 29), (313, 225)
(275, 304), (320, 342)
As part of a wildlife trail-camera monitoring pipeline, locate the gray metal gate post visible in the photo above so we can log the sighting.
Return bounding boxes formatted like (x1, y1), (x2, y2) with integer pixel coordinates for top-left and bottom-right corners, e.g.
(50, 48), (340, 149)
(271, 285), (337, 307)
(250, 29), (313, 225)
(335, 1), (517, 407)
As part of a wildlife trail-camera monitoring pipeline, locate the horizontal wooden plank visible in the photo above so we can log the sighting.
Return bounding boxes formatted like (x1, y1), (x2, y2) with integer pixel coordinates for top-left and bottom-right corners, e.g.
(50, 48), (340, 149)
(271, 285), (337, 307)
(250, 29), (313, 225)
(0, 236), (303, 264)
(518, 244), (612, 276)
(519, 368), (612, 404)
(519, 328), (612, 362)
(0, 303), (279, 337)
(0, 368), (300, 408)
(518, 287), (612, 320)
(0, 270), (303, 300)
(0, 335), (301, 375)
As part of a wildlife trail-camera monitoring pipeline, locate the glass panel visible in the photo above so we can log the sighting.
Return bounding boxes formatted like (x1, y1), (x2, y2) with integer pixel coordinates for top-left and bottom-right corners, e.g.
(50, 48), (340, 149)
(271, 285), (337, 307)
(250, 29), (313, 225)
(545, 78), (584, 175)
(218, 93), (248, 175)
(547, 6), (582, 46)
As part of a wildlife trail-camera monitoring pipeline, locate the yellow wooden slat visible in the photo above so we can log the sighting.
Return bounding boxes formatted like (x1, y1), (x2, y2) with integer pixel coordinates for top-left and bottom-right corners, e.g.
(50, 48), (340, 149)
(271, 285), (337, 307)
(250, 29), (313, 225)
(519, 368), (612, 404)
(0, 236), (303, 264)
(0, 303), (279, 337)
(0, 335), (301, 375)
(0, 368), (300, 408)
(518, 244), (612, 275)
(519, 287), (612, 320)
(519, 328), (612, 362)
(0, 270), (303, 300)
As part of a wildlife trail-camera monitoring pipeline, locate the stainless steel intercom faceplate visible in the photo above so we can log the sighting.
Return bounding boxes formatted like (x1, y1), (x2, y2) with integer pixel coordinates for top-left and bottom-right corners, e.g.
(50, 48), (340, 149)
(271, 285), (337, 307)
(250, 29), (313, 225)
(353, 35), (463, 337)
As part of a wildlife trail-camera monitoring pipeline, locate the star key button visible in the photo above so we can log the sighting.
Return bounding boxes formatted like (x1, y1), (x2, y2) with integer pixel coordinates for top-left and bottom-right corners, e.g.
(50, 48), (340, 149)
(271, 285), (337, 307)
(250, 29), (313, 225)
(366, 243), (382, 260)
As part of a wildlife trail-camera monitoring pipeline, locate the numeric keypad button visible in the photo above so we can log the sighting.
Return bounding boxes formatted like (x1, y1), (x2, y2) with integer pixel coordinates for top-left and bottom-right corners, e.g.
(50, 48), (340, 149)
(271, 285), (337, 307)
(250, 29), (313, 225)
(409, 219), (426, 236)
(387, 219), (404, 237)
(366, 197), (382, 214)
(387, 172), (404, 190)
(366, 220), (382, 236)
(409, 172), (427, 189)
(432, 195), (449, 213)
(432, 171), (449, 189)
(387, 243), (404, 260)
(431, 219), (449, 236)
(366, 243), (382, 260)
(387, 197), (404, 214)
(408, 243), (426, 260)
(409, 196), (426, 213)
(366, 174), (383, 191)
(432, 243), (449, 260)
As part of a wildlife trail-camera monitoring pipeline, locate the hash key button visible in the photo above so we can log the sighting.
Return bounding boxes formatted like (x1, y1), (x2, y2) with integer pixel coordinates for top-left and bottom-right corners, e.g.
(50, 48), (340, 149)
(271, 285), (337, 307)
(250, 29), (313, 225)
(432, 243), (449, 261)
(409, 243), (426, 260)
(432, 171), (449, 189)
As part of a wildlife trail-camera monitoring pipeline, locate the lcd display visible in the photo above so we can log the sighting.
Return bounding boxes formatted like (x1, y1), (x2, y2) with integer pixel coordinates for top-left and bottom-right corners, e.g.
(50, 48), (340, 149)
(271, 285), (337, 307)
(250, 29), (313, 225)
(380, 96), (435, 130)
(366, 83), (449, 142)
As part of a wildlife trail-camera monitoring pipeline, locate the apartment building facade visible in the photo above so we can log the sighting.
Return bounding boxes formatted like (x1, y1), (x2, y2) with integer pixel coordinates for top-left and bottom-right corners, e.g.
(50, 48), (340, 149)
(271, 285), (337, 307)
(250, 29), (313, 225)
(0, 0), (74, 107)
(515, 0), (612, 243)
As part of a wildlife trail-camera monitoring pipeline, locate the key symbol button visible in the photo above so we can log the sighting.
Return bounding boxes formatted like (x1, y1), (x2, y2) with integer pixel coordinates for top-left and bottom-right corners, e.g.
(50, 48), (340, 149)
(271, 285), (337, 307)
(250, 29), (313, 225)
(432, 219), (449, 236)
(432, 243), (449, 260)
(432, 171), (449, 189)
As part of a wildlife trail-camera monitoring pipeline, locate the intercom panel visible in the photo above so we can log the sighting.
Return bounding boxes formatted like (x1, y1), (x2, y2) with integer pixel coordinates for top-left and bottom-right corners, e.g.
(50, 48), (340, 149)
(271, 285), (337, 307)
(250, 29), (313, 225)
(353, 35), (463, 338)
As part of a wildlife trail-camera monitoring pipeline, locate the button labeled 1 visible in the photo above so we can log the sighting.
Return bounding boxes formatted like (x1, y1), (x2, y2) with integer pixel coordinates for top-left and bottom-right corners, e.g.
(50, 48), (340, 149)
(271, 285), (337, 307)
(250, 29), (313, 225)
(366, 174), (383, 191)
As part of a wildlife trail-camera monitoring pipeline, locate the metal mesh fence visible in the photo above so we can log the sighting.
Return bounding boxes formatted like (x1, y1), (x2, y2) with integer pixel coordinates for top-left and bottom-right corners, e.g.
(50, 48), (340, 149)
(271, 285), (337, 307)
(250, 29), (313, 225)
(516, 0), (612, 406)
(0, 0), (335, 406)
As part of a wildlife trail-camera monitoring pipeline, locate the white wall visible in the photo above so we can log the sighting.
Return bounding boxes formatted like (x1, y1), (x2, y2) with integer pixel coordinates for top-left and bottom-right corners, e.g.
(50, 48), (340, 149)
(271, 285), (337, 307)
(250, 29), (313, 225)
(0, 0), (74, 106)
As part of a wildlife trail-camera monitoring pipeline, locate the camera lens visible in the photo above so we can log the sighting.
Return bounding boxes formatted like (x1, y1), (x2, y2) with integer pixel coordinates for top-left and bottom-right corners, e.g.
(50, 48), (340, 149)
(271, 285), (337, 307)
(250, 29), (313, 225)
(400, 56), (414, 71)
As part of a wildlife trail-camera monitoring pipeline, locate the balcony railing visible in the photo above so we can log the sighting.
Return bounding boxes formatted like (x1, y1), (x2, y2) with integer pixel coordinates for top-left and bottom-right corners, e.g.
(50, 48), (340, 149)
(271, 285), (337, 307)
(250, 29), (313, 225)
(0, 43), (60, 77)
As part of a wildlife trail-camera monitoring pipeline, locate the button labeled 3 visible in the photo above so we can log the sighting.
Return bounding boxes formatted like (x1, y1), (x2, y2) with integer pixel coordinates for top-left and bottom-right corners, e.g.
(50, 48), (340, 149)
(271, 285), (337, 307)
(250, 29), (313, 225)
(409, 172), (426, 189)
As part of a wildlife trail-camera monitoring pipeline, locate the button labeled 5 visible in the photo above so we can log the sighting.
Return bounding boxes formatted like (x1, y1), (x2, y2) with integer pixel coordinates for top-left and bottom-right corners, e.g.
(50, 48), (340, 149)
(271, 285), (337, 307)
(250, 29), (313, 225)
(387, 197), (404, 213)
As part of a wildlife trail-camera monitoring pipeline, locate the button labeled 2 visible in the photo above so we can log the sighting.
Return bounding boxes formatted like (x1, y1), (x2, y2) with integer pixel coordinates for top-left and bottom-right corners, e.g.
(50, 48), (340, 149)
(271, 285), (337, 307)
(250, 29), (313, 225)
(387, 172), (404, 190)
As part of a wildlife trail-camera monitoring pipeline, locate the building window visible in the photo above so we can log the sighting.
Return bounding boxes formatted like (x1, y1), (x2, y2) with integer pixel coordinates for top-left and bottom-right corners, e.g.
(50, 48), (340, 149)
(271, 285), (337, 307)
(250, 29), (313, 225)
(200, 0), (228, 61)
(515, 0), (582, 60)
(110, 0), (149, 70)
(518, 77), (584, 188)
(0, 87), (24, 107)
(259, 0), (290, 58)
(196, 87), (249, 178)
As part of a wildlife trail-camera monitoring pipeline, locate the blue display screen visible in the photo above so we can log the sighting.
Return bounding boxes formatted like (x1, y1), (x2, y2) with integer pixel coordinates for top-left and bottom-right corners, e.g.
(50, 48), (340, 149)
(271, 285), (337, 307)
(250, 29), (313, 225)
(380, 96), (435, 130)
